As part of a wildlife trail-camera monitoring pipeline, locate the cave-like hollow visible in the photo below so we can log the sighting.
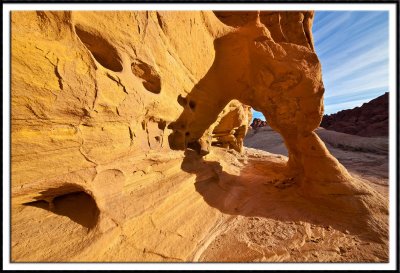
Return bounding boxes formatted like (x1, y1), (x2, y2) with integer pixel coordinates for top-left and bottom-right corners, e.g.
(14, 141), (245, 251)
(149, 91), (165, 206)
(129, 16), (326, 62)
(24, 183), (100, 229)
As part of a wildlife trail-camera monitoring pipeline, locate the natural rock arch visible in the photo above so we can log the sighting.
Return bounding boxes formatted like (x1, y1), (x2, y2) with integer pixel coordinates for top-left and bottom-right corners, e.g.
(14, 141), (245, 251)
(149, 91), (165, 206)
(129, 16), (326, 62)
(169, 12), (387, 241)
(169, 13), (334, 182)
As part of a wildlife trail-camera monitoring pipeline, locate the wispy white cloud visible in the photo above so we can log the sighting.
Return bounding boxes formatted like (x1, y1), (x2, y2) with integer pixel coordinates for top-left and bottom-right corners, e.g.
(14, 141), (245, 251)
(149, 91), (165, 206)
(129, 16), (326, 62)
(251, 11), (388, 118)
(323, 42), (388, 84)
(324, 97), (377, 114)
(325, 70), (388, 99)
(313, 11), (389, 115)
(313, 12), (353, 42)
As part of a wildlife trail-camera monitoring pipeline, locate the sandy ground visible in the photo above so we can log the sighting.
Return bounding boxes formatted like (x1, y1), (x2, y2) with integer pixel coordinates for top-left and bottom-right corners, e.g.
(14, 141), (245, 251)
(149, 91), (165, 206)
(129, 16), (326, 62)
(193, 147), (388, 262)
(244, 126), (389, 197)
(192, 126), (389, 262)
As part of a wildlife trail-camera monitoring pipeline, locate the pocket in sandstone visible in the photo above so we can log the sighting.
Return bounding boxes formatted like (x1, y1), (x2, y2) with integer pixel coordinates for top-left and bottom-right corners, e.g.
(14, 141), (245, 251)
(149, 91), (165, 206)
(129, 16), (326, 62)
(147, 120), (165, 149)
(158, 120), (167, 130)
(23, 184), (100, 229)
(188, 100), (196, 111)
(131, 60), (161, 94)
(177, 94), (187, 107)
(74, 24), (123, 72)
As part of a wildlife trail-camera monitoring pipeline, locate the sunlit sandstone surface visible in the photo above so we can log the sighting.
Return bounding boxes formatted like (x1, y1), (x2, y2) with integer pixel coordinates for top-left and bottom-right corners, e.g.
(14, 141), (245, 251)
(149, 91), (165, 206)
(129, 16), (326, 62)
(11, 11), (388, 262)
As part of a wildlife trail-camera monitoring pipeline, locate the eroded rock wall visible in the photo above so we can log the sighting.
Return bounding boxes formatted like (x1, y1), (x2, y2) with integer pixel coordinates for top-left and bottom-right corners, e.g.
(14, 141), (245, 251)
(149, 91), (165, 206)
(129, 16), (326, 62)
(12, 10), (224, 201)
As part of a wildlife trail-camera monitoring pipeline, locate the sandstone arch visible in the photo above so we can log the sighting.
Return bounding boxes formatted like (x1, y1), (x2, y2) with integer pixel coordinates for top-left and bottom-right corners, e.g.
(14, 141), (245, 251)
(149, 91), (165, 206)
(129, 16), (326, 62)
(169, 12), (329, 181)
(169, 12), (387, 242)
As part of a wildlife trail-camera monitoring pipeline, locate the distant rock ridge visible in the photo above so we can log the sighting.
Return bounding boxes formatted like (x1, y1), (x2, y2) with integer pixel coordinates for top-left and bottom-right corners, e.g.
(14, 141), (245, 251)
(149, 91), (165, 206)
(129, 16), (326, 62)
(250, 118), (268, 129)
(320, 92), (388, 137)
(250, 117), (268, 129)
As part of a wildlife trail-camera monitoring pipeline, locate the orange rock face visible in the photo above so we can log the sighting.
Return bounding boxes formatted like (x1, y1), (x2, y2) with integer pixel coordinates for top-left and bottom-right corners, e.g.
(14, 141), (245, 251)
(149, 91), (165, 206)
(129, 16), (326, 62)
(10, 11), (388, 262)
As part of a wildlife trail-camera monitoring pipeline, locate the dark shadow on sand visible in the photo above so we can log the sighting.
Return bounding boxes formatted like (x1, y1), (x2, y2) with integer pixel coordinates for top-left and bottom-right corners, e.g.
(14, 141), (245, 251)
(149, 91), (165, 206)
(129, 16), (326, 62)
(180, 149), (383, 243)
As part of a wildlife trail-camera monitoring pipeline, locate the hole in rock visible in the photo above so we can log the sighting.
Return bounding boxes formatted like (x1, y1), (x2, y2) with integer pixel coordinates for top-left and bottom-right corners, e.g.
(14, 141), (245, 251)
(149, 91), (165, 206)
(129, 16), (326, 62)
(158, 120), (167, 130)
(24, 185), (100, 230)
(177, 95), (187, 107)
(187, 141), (203, 155)
(74, 24), (123, 72)
(189, 100), (196, 110)
(245, 108), (288, 156)
(131, 60), (161, 94)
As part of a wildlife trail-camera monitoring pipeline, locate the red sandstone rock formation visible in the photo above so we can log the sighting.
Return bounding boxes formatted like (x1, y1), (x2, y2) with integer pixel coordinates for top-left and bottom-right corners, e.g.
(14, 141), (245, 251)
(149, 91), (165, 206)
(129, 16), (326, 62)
(321, 92), (388, 137)
(250, 117), (268, 129)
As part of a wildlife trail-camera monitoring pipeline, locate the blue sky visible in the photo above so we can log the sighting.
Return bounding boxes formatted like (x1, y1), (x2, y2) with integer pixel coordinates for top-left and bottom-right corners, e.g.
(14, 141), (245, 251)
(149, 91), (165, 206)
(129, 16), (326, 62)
(252, 10), (389, 120)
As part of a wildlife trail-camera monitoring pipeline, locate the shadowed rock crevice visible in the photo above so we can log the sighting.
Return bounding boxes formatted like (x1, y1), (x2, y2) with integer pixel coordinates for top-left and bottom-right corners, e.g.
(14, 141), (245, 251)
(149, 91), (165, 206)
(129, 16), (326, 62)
(75, 24), (123, 72)
(131, 60), (162, 94)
